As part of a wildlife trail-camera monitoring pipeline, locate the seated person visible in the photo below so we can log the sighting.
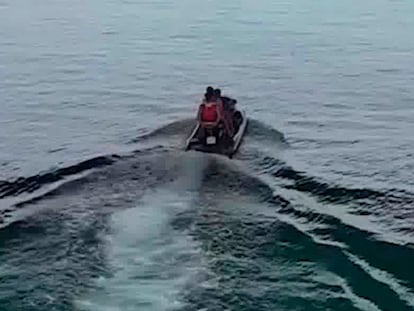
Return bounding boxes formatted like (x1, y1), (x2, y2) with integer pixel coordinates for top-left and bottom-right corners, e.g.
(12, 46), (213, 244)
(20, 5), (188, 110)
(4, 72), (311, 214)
(204, 86), (214, 102)
(213, 88), (234, 137)
(215, 88), (237, 111)
(198, 87), (222, 124)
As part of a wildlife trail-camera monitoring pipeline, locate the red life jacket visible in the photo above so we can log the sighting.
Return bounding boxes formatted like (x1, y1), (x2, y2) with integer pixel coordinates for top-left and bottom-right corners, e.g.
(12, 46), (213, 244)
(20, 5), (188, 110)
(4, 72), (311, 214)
(201, 102), (219, 122)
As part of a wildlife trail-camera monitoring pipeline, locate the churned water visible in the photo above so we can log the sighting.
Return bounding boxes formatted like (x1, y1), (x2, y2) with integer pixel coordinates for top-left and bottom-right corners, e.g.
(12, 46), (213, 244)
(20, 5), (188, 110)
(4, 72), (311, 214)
(1, 0), (413, 310)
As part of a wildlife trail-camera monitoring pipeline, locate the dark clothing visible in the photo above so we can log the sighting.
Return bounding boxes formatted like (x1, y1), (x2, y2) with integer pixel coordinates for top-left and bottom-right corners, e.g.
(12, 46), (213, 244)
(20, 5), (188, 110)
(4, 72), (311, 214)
(221, 96), (236, 103)
(221, 96), (237, 111)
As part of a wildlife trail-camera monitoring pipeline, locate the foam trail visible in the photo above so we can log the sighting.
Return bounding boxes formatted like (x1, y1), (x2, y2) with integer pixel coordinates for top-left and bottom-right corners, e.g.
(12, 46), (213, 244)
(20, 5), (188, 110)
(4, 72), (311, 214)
(76, 189), (205, 311)
(172, 151), (209, 192)
(346, 252), (414, 308)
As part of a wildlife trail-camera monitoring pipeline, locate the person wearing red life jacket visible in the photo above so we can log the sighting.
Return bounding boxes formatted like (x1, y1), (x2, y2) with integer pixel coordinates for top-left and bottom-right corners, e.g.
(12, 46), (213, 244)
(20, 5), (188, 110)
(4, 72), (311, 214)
(197, 87), (234, 139)
(198, 86), (221, 124)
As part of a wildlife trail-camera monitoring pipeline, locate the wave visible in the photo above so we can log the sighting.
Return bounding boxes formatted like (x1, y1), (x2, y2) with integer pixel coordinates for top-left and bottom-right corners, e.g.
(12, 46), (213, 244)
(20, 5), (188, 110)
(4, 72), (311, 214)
(1, 118), (411, 230)
(1, 118), (414, 310)
(273, 166), (383, 203)
(245, 119), (288, 144)
(1, 118), (411, 223)
(0, 155), (119, 200)
(168, 154), (414, 311)
(130, 118), (196, 143)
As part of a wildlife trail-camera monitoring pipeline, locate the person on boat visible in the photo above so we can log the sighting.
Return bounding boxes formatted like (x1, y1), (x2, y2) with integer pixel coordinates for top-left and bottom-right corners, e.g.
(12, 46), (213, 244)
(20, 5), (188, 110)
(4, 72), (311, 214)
(197, 87), (235, 138)
(204, 86), (214, 102)
(213, 88), (234, 137)
(219, 92), (238, 111)
(198, 87), (221, 124)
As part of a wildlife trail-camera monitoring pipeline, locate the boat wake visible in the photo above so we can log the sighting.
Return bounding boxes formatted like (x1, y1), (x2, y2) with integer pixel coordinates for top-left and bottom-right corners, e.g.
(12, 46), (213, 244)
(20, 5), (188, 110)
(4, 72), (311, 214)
(0, 118), (413, 311)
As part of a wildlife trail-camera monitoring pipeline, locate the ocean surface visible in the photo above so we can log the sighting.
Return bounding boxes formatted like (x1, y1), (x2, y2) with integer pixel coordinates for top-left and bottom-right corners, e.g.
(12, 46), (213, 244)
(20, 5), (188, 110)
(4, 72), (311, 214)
(1, 0), (414, 310)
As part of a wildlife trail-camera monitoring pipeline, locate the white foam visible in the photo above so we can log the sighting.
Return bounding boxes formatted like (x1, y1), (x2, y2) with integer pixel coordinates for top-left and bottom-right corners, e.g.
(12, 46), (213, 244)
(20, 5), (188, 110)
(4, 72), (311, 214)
(313, 271), (382, 311)
(76, 189), (206, 311)
(346, 252), (414, 308)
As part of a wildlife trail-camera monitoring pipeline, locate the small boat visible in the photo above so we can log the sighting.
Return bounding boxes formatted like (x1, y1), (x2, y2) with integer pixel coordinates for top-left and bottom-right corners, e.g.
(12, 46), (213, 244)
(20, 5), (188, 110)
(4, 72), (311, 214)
(185, 103), (248, 158)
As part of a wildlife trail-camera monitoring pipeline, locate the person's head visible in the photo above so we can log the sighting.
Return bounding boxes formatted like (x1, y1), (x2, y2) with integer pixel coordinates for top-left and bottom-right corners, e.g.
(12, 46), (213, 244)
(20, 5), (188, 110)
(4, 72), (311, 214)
(205, 86), (214, 101)
(214, 88), (221, 98)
